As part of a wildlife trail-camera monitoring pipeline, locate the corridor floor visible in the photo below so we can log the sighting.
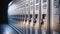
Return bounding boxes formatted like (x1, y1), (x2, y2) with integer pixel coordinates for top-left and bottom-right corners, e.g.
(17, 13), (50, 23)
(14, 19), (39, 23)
(0, 24), (19, 34)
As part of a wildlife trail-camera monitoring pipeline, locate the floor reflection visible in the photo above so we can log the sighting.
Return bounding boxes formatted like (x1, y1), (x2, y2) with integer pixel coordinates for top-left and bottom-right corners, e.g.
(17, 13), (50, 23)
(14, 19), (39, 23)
(1, 24), (19, 34)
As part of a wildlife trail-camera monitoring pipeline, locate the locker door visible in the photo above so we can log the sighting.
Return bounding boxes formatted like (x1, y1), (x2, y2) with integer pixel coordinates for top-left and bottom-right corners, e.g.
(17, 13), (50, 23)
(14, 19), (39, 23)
(41, 0), (48, 34)
(50, 0), (60, 34)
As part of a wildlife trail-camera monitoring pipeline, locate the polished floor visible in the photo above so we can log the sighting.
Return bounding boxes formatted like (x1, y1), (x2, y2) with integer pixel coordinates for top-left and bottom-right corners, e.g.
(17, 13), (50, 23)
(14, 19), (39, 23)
(0, 24), (20, 34)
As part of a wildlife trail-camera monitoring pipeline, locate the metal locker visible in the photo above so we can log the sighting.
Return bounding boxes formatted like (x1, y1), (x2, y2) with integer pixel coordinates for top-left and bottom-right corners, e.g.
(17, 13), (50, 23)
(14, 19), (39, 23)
(30, 0), (35, 34)
(41, 0), (50, 34)
(50, 0), (60, 34)
(34, 0), (42, 34)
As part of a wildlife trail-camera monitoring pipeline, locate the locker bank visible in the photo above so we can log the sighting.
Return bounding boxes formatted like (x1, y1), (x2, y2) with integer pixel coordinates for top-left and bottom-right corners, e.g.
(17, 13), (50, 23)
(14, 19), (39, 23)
(8, 0), (60, 34)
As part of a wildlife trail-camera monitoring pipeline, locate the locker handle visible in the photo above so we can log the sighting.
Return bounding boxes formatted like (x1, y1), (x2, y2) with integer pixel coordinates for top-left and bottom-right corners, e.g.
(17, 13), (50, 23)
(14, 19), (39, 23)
(29, 19), (31, 22)
(33, 20), (36, 23)
(42, 14), (46, 19)
(41, 20), (44, 25)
